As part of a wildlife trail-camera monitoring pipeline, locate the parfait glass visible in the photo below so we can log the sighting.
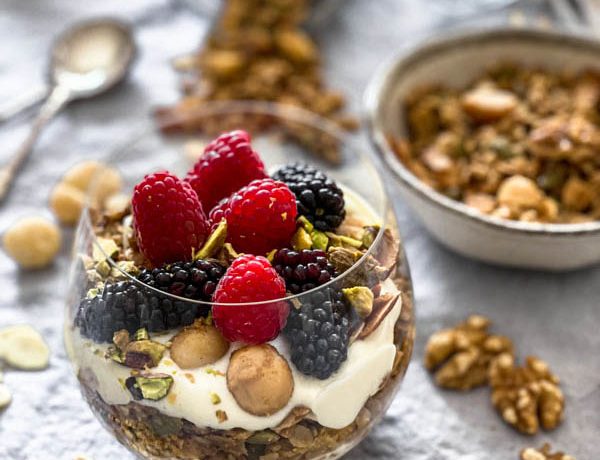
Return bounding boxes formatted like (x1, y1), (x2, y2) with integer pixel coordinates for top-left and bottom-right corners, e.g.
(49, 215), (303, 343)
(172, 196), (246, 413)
(64, 102), (415, 459)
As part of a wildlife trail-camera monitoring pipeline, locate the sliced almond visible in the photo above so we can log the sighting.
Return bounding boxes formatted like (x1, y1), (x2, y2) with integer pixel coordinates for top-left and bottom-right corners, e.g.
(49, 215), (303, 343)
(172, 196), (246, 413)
(0, 325), (50, 370)
(0, 384), (12, 409)
(358, 293), (400, 340)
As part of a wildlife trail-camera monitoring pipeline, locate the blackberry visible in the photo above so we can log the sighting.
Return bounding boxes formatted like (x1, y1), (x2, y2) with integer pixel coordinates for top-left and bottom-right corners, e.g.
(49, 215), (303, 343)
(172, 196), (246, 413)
(272, 163), (345, 231)
(273, 248), (336, 294)
(75, 281), (205, 343)
(284, 288), (352, 379)
(137, 259), (226, 302)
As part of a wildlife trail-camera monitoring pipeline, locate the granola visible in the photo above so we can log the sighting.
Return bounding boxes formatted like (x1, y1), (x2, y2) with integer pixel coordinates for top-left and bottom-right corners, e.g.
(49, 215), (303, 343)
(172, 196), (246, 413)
(155, 0), (358, 164)
(391, 64), (600, 223)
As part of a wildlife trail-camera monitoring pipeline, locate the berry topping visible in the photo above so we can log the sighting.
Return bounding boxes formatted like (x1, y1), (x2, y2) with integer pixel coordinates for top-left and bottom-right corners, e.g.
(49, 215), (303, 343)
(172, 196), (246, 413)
(273, 248), (336, 294)
(185, 130), (267, 210)
(284, 288), (351, 379)
(209, 178), (297, 255)
(132, 172), (210, 266)
(212, 255), (288, 344)
(137, 259), (226, 302)
(76, 281), (205, 343)
(273, 162), (346, 231)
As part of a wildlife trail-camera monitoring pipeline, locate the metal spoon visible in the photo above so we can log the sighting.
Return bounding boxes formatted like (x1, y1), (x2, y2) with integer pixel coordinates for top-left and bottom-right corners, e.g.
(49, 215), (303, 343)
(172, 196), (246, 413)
(0, 18), (136, 202)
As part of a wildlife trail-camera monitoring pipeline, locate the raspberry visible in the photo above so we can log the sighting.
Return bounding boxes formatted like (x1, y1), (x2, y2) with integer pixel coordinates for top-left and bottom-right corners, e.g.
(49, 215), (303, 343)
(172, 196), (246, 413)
(212, 255), (288, 344)
(185, 130), (267, 211)
(272, 163), (346, 231)
(209, 178), (297, 255)
(273, 248), (336, 294)
(132, 172), (209, 266)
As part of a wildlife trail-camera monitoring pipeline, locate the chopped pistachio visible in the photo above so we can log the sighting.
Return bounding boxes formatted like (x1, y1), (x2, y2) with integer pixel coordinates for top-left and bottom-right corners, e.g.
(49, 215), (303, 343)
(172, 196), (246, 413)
(266, 249), (278, 263)
(125, 374), (173, 401)
(95, 260), (111, 278)
(328, 246), (363, 273)
(113, 330), (131, 351)
(310, 230), (329, 250)
(116, 261), (139, 276)
(205, 368), (225, 377)
(291, 227), (312, 251)
(210, 392), (221, 405)
(361, 225), (380, 249)
(195, 220), (227, 259)
(342, 287), (374, 318)
(92, 237), (119, 262)
(134, 328), (149, 341)
(218, 243), (240, 265)
(297, 215), (314, 233)
(107, 347), (125, 364)
(124, 340), (167, 369)
(246, 430), (280, 445)
(86, 288), (99, 299)
(326, 232), (362, 249)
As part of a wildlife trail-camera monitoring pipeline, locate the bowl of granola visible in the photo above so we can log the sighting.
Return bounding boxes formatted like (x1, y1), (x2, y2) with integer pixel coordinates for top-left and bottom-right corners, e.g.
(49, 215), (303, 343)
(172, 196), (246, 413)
(64, 102), (414, 459)
(365, 28), (600, 270)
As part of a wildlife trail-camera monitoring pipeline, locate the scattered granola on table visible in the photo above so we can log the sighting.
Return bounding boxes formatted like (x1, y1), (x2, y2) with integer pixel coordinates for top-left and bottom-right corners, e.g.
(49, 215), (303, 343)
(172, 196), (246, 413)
(520, 443), (575, 460)
(424, 315), (513, 390)
(155, 0), (358, 164)
(390, 64), (600, 223)
(490, 353), (564, 435)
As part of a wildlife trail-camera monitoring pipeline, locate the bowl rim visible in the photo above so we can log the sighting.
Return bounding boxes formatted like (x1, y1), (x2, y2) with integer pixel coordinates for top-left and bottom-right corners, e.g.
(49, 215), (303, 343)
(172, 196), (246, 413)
(364, 26), (600, 237)
(84, 100), (394, 307)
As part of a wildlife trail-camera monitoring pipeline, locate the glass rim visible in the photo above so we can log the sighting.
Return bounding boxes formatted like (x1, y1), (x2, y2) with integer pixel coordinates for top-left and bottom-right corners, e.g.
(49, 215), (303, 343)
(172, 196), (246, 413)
(84, 100), (391, 307)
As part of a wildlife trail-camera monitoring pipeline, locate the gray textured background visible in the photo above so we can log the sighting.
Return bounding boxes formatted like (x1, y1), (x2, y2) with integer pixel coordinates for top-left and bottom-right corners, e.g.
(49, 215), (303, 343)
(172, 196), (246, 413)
(0, 1), (598, 459)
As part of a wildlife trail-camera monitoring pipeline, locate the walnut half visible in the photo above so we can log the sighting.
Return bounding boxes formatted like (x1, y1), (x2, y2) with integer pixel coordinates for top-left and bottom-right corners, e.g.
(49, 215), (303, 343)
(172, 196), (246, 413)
(424, 315), (514, 390)
(520, 443), (575, 460)
(490, 353), (564, 435)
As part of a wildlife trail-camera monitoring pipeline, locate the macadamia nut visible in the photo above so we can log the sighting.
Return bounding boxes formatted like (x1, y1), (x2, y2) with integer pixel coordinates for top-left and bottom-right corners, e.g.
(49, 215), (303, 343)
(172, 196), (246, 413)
(227, 344), (293, 416)
(50, 161), (123, 226)
(50, 182), (87, 225)
(3, 217), (61, 269)
(170, 323), (229, 369)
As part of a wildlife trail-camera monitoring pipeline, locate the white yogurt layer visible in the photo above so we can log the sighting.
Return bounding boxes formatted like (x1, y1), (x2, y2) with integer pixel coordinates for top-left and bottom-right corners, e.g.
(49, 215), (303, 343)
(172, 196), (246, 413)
(65, 187), (403, 431)
(66, 279), (401, 431)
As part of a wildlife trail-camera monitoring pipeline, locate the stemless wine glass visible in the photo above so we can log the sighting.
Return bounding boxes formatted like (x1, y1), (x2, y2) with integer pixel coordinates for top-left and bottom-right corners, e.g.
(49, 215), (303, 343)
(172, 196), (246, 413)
(65, 102), (415, 460)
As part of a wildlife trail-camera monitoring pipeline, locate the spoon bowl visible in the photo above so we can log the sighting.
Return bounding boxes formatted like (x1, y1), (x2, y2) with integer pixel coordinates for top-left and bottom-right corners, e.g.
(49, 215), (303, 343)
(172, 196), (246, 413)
(0, 17), (136, 202)
(50, 18), (135, 98)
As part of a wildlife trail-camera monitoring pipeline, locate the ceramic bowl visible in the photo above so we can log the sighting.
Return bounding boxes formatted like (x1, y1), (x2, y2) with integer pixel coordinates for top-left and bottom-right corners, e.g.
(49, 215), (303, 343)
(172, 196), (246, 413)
(365, 27), (600, 271)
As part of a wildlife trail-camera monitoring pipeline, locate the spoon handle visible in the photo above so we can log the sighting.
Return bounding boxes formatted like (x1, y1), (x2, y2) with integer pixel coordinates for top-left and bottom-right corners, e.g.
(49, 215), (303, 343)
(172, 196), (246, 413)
(0, 84), (49, 124)
(0, 86), (70, 203)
